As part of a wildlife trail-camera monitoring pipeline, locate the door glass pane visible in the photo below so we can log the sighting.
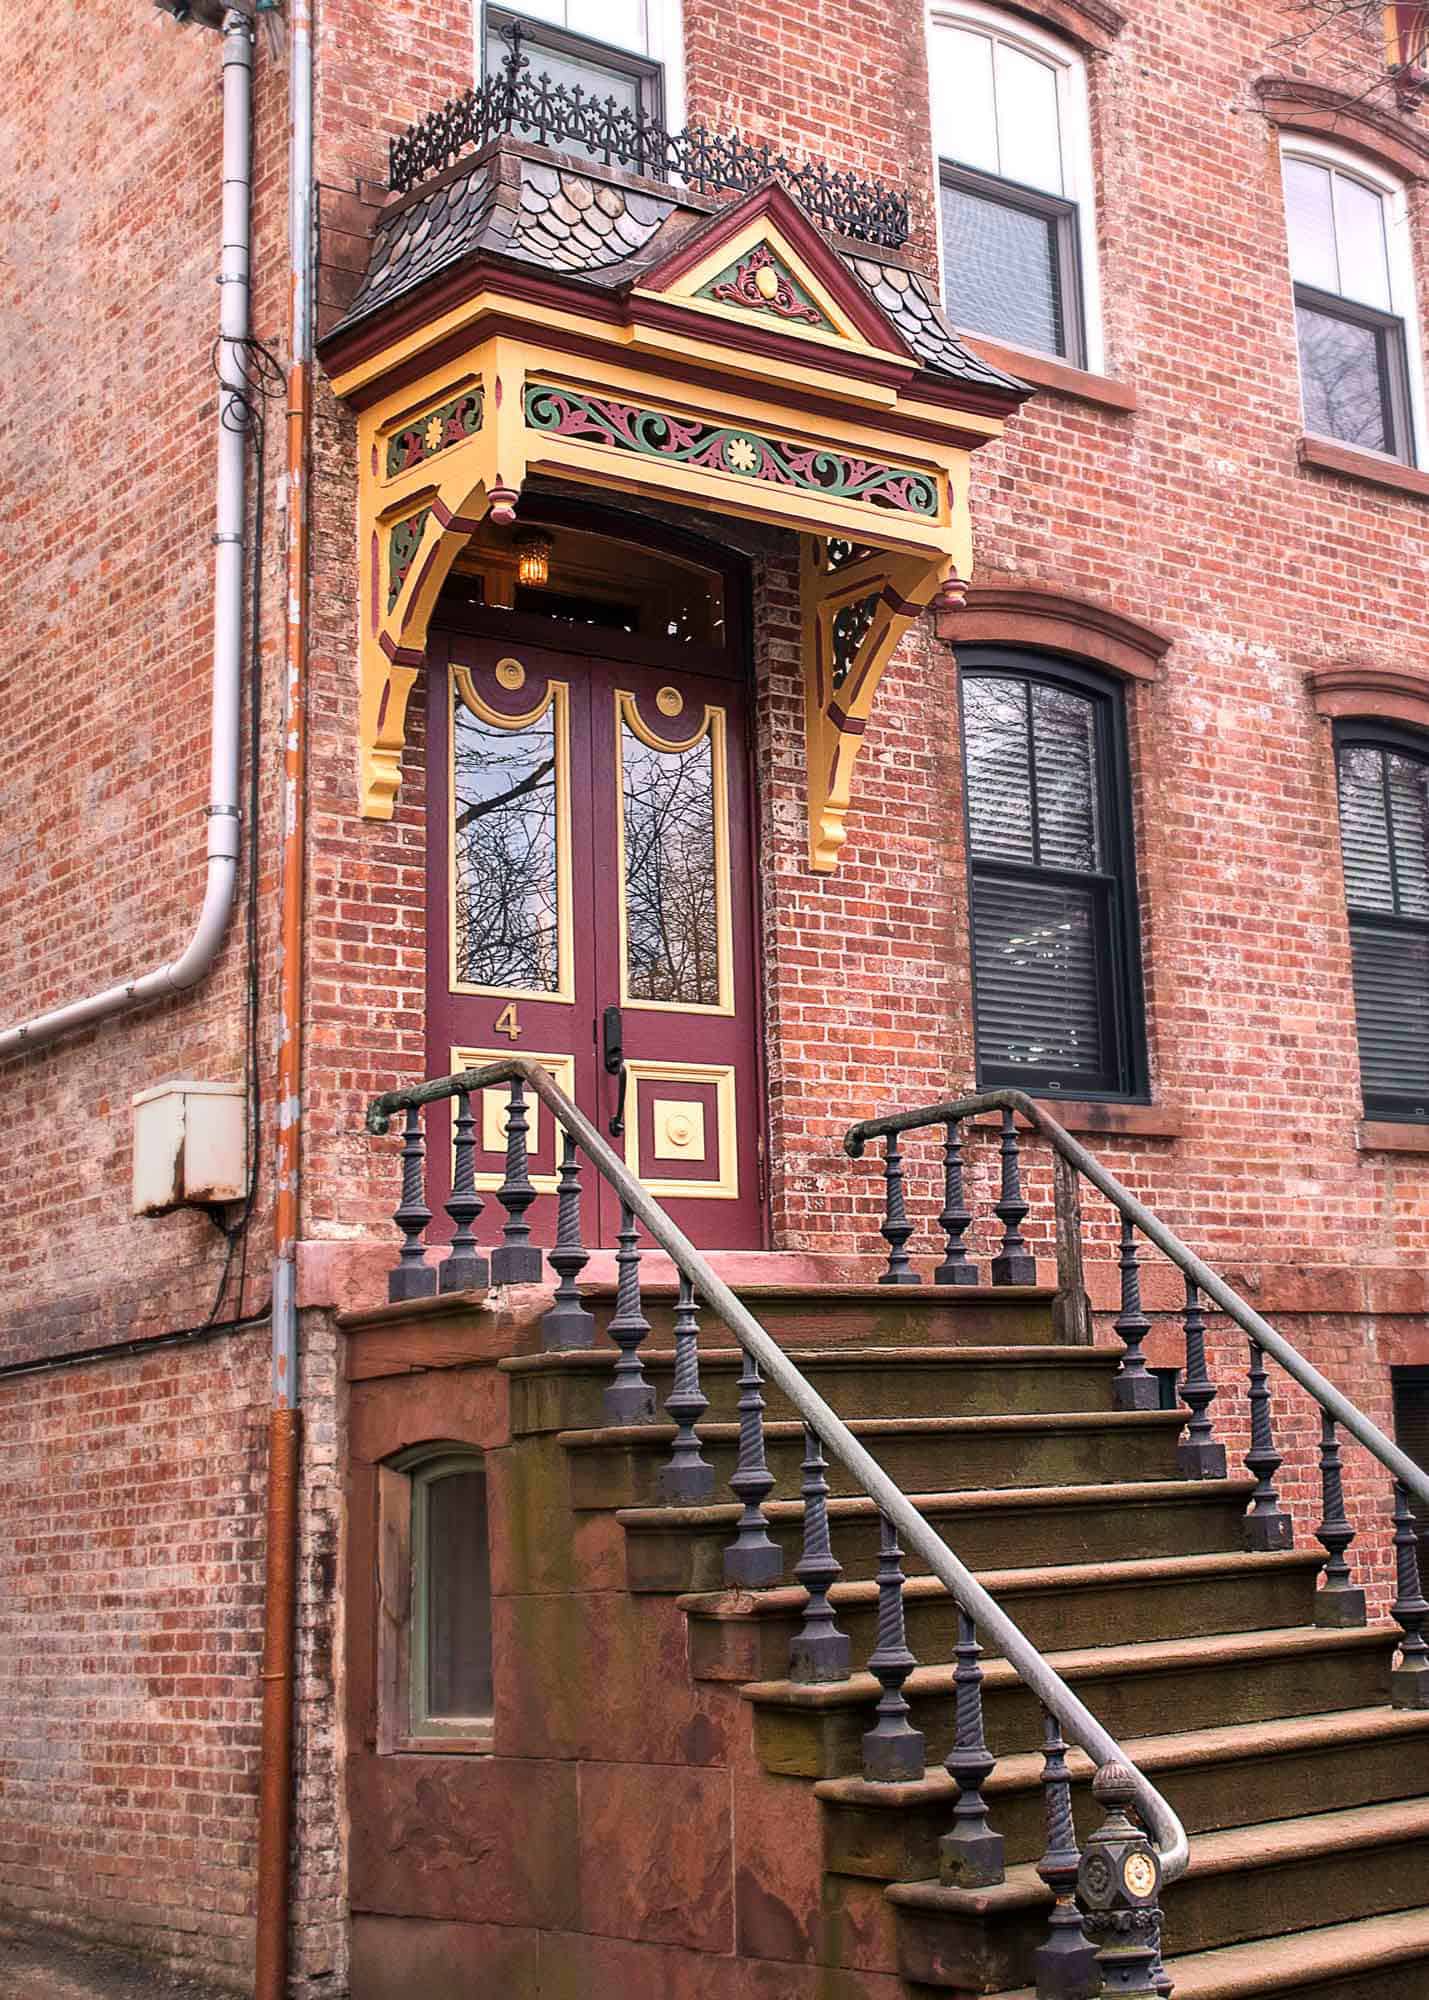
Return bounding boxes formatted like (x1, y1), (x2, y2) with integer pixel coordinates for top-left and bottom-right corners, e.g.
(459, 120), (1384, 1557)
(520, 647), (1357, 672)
(1284, 158), (1338, 292)
(622, 708), (723, 1006)
(964, 677), (1035, 864)
(1334, 173), (1392, 311)
(1296, 303), (1388, 452)
(973, 873), (1104, 1080)
(1338, 744), (1395, 913)
(995, 42), (1063, 194)
(933, 26), (999, 175)
(452, 686), (563, 992)
(423, 1468), (492, 1721)
(1031, 683), (1100, 871)
(942, 182), (1064, 356)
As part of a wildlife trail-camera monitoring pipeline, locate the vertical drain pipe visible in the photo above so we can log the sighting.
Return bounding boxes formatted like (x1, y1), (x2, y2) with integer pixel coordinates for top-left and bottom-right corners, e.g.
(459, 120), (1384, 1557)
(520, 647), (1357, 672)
(255, 0), (312, 1989)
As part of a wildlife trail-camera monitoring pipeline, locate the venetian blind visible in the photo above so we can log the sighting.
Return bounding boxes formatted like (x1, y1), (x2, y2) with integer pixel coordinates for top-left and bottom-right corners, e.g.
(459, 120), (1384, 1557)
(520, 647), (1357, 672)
(1338, 741), (1429, 1113)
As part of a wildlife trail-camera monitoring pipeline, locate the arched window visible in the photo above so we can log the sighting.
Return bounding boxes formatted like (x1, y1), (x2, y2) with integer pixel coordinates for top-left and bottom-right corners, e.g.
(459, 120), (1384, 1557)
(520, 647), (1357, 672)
(1335, 722), (1429, 1120)
(1281, 136), (1426, 467)
(382, 1445), (493, 1748)
(960, 650), (1145, 1096)
(928, 3), (1103, 369)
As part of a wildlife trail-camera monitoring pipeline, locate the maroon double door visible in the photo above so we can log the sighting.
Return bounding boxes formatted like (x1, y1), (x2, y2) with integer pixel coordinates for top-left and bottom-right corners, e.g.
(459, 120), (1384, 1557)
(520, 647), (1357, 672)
(425, 626), (765, 1249)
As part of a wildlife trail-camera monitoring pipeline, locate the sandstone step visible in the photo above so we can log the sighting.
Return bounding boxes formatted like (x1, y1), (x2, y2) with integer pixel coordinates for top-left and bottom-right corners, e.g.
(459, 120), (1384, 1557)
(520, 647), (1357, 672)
(812, 1699), (1429, 1877)
(504, 1344), (1124, 1434)
(561, 1408), (1186, 1510)
(889, 1797), (1429, 1987)
(739, 1619), (1393, 1780)
(579, 1280), (1060, 1349)
(617, 1477), (1256, 1593)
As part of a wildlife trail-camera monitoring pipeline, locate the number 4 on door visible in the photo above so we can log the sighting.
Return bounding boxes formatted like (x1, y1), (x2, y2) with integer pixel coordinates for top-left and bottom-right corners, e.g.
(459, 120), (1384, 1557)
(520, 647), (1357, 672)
(494, 1004), (522, 1042)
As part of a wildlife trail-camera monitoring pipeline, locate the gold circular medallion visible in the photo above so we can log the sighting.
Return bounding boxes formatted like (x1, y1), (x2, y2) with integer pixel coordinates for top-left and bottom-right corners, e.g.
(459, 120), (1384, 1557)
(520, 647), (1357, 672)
(754, 263), (780, 301)
(495, 657), (526, 691)
(665, 1114), (694, 1148)
(655, 685), (683, 716)
(1122, 1852), (1157, 1900)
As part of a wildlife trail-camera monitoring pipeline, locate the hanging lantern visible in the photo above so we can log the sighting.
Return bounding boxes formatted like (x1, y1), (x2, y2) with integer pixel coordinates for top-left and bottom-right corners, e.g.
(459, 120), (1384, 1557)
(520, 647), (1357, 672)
(515, 529), (554, 588)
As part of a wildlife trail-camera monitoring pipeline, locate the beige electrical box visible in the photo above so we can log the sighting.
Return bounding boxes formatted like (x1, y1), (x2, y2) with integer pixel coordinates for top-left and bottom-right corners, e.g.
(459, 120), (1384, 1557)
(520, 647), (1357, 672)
(132, 1081), (247, 1216)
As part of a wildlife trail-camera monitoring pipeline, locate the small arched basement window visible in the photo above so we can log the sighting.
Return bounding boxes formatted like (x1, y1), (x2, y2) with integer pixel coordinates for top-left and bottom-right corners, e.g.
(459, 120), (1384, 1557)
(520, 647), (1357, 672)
(959, 649), (1146, 1098)
(383, 1445), (493, 1748)
(1334, 722), (1429, 1121)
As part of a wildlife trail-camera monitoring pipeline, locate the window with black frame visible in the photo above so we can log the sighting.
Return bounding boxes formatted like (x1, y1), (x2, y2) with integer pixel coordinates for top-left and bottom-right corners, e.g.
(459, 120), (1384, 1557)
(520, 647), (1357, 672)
(1335, 723), (1429, 1120)
(960, 653), (1145, 1097)
(484, 4), (666, 141)
(1283, 150), (1417, 464)
(930, 15), (1089, 365)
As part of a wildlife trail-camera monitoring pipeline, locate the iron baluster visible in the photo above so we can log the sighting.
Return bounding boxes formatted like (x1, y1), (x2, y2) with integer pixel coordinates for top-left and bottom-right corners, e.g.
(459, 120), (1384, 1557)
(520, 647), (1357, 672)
(933, 1120), (977, 1286)
(724, 1347), (783, 1587)
(491, 1079), (543, 1285)
(878, 1134), (920, 1286)
(1243, 1337), (1294, 1551)
(991, 1109), (1036, 1285)
(603, 1203), (656, 1424)
(1112, 1219), (1157, 1411)
(1390, 1481), (1429, 1709)
(1176, 1278), (1225, 1477)
(939, 1608), (1004, 1887)
(389, 1103), (437, 1302)
(658, 1275), (714, 1504)
(439, 1089), (488, 1294)
(862, 1512), (925, 1781)
(1313, 1413), (1366, 1627)
(540, 1132), (595, 1350)
(788, 1427), (851, 1682)
(1033, 1708), (1099, 2000)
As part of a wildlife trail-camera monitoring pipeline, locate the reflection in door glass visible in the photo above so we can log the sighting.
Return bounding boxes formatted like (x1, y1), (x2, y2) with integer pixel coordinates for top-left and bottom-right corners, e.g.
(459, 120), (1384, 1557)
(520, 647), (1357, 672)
(622, 710), (722, 1006)
(452, 687), (561, 991)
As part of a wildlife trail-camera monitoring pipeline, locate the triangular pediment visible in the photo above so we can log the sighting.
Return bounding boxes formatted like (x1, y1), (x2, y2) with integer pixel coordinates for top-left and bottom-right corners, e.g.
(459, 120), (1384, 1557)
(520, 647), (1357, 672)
(636, 182), (917, 364)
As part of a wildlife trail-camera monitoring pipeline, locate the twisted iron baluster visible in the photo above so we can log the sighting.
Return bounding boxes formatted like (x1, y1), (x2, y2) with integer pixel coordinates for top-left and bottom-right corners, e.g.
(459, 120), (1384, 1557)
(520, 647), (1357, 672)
(1112, 1219), (1157, 1411)
(862, 1513), (924, 1780)
(1313, 1413), (1366, 1627)
(933, 1120), (977, 1286)
(1033, 1708), (1098, 2000)
(540, 1132), (595, 1350)
(1176, 1278), (1225, 1477)
(939, 1609), (1004, 1886)
(1391, 1481), (1429, 1709)
(658, 1275), (714, 1504)
(389, 1104), (437, 1302)
(991, 1109), (1036, 1284)
(1242, 1337), (1293, 1551)
(491, 1079), (543, 1285)
(788, 1427), (850, 1683)
(439, 1089), (488, 1295)
(603, 1203), (656, 1424)
(878, 1134), (920, 1285)
(724, 1347), (782, 1587)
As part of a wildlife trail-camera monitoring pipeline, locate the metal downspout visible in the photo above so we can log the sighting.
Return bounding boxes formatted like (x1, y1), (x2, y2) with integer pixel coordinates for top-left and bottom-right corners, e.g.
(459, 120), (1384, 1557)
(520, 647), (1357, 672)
(254, 0), (312, 1990)
(0, 12), (251, 1062)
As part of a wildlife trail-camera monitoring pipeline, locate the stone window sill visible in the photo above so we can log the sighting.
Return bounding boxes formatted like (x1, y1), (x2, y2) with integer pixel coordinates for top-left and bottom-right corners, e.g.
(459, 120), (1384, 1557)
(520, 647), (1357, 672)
(391, 1727), (494, 1756)
(976, 1100), (1181, 1139)
(1298, 434), (1429, 500)
(960, 333), (1138, 413)
(1357, 1120), (1429, 1154)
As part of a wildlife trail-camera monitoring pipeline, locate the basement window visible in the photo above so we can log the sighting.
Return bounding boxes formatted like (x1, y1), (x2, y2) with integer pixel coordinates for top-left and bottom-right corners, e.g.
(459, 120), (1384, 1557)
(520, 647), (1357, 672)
(380, 1445), (493, 1752)
(1392, 1367), (1429, 1576)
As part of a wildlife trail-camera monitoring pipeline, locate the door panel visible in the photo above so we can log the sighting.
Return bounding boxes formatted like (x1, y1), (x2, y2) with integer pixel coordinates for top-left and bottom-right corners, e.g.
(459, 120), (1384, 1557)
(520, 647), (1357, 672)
(427, 629), (764, 1249)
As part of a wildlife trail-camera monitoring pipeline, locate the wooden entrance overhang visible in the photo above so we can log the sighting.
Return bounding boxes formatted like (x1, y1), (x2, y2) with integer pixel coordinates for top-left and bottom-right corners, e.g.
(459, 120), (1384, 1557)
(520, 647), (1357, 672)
(319, 142), (1028, 869)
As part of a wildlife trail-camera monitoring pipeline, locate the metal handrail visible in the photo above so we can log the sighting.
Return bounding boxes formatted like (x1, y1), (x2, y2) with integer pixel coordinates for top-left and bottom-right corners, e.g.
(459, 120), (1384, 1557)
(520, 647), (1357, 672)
(370, 1058), (1190, 1883)
(845, 1086), (1429, 1513)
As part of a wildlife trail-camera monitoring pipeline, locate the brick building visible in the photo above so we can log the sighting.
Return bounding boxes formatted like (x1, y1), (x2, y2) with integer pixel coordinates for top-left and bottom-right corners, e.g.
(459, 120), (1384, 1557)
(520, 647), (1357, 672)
(5, 0), (1429, 1992)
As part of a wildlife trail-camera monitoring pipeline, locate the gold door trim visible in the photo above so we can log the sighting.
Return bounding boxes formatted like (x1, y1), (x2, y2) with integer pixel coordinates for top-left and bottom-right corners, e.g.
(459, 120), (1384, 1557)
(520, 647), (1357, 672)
(450, 1044), (577, 1194)
(448, 666), (575, 1005)
(623, 1059), (739, 1200)
(614, 690), (735, 1017)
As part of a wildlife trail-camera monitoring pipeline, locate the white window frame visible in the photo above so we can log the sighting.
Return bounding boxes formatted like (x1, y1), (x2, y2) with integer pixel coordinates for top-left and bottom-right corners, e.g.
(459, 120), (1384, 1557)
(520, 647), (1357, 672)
(925, 0), (1105, 374)
(1280, 132), (1427, 469)
(473, 1), (686, 131)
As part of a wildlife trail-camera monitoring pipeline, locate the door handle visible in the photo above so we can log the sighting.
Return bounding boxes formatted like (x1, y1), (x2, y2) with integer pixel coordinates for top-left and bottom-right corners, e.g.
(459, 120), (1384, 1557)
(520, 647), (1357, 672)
(602, 1004), (627, 1138)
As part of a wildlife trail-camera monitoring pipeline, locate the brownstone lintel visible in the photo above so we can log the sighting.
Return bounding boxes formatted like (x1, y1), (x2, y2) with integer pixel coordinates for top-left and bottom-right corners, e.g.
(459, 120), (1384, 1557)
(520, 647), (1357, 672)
(958, 333), (1137, 410)
(1357, 1119), (1429, 1154)
(1298, 433), (1429, 499)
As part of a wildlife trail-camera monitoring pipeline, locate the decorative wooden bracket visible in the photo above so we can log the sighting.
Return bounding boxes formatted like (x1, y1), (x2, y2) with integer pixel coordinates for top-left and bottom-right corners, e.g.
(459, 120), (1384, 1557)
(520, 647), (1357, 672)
(801, 539), (962, 872)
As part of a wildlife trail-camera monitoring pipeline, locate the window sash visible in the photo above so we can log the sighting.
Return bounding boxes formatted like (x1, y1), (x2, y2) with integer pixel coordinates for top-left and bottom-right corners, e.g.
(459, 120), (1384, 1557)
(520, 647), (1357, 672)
(485, 5), (666, 127)
(940, 160), (1085, 366)
(971, 865), (1128, 1093)
(1295, 282), (1416, 464)
(409, 1457), (493, 1738)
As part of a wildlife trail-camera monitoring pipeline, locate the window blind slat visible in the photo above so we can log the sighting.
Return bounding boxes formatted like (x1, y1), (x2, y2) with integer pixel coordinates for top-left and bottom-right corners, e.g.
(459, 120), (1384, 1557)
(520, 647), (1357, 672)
(973, 874), (1103, 1080)
(1031, 682), (1100, 871)
(964, 677), (1035, 863)
(1338, 744), (1395, 914)
(1350, 921), (1429, 1106)
(1387, 754), (1429, 918)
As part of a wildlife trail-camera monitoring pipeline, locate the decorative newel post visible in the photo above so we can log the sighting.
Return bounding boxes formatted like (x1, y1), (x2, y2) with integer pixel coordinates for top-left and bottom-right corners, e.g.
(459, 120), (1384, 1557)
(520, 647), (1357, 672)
(1075, 1763), (1166, 1999)
(390, 1103), (437, 1302)
(491, 1079), (543, 1285)
(991, 1109), (1036, 1285)
(879, 1134), (921, 1285)
(440, 1088), (489, 1294)
(1313, 1413), (1365, 1627)
(1390, 1481), (1429, 1709)
(540, 1132), (595, 1349)
(1111, 1220), (1158, 1411)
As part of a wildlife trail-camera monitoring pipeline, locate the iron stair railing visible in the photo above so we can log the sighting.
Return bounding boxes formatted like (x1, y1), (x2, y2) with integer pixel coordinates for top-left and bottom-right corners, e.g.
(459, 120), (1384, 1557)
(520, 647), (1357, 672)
(367, 1058), (1191, 1994)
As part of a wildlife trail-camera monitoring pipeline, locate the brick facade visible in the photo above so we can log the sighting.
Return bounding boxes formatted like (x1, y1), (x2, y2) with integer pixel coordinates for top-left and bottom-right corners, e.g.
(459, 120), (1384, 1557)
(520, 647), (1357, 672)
(4, 0), (1429, 1985)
